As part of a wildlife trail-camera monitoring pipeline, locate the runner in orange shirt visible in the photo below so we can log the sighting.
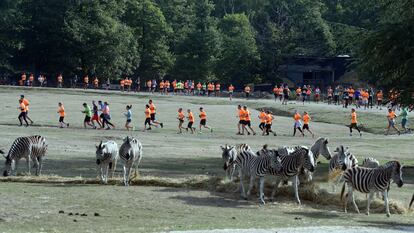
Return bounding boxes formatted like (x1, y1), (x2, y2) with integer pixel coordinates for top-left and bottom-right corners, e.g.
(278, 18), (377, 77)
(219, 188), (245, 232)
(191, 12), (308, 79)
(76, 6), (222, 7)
(143, 104), (152, 131)
(83, 75), (89, 89)
(263, 111), (277, 136)
(386, 109), (400, 135)
(244, 85), (251, 99)
(120, 79), (125, 92)
(196, 82), (202, 96)
(293, 110), (304, 137)
(57, 102), (69, 128)
(148, 99), (164, 128)
(215, 83), (221, 97)
(186, 109), (196, 134)
(362, 89), (369, 110)
(258, 109), (267, 133)
(159, 80), (165, 94)
(243, 106), (256, 135)
(302, 111), (314, 138)
(93, 77), (99, 89)
(198, 107), (212, 133)
(228, 84), (234, 101)
(349, 108), (362, 137)
(19, 95), (34, 125)
(177, 108), (186, 134)
(273, 85), (278, 102)
(207, 83), (214, 97)
(237, 105), (247, 135)
(376, 90), (383, 110)
(17, 99), (29, 127)
(296, 87), (301, 101)
(348, 86), (355, 104)
(165, 80), (170, 94)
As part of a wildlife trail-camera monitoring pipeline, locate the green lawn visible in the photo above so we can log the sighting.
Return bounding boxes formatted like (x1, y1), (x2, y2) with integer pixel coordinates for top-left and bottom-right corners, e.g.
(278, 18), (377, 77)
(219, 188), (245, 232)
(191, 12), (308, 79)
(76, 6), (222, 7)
(0, 86), (413, 232)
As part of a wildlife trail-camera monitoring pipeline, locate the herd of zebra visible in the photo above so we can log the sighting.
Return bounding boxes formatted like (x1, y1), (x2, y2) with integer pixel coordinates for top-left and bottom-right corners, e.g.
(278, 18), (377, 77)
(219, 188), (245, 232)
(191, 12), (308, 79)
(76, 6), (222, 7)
(220, 137), (408, 217)
(0, 135), (143, 186)
(0, 135), (412, 217)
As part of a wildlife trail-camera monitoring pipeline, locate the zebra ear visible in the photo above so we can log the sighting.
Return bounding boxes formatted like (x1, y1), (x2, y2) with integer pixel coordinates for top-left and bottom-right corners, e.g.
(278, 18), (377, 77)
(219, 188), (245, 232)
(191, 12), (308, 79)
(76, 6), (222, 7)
(324, 139), (328, 144)
(220, 146), (225, 151)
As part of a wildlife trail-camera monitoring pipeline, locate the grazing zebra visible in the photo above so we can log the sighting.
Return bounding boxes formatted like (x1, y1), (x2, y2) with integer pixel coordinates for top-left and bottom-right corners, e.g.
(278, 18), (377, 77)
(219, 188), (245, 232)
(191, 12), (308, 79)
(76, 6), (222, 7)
(299, 137), (333, 182)
(340, 160), (404, 217)
(119, 136), (143, 186)
(329, 146), (357, 192)
(221, 143), (253, 181)
(259, 145), (315, 204)
(95, 141), (118, 184)
(361, 157), (380, 168)
(3, 135), (48, 176)
(221, 145), (282, 204)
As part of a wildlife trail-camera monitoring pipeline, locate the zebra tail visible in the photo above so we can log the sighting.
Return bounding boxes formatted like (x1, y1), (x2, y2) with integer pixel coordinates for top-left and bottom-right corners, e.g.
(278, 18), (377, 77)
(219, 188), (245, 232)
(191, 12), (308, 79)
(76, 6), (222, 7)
(340, 182), (346, 201)
(409, 193), (414, 209)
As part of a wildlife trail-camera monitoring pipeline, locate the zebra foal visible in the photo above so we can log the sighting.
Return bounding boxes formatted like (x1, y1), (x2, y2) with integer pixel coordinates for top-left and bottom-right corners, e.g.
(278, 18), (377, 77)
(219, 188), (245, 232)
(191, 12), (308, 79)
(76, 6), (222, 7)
(95, 141), (118, 184)
(221, 144), (253, 181)
(119, 136), (143, 186)
(340, 160), (404, 217)
(3, 135), (48, 176)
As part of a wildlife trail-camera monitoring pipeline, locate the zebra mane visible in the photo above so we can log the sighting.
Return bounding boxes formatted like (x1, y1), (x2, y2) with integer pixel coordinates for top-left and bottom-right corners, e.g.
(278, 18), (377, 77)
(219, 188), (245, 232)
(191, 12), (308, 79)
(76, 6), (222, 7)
(382, 160), (402, 170)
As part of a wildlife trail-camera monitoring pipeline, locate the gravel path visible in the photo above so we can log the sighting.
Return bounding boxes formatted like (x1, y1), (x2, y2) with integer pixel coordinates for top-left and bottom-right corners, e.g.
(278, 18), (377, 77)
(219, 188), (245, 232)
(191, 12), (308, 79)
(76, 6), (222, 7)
(169, 226), (414, 233)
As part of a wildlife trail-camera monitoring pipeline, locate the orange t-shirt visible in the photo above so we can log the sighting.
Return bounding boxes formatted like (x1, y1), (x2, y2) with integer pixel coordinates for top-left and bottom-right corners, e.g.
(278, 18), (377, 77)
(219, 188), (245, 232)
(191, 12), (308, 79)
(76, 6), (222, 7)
(188, 112), (194, 122)
(22, 99), (29, 111)
(303, 114), (310, 124)
(145, 108), (151, 118)
(273, 87), (278, 94)
(120, 80), (125, 87)
(199, 111), (207, 120)
(294, 113), (301, 122)
(160, 82), (164, 89)
(259, 112), (267, 123)
(388, 111), (396, 120)
(178, 112), (185, 120)
(58, 106), (65, 117)
(266, 114), (273, 124)
(19, 102), (26, 112)
(349, 89), (355, 97)
(238, 109), (245, 121)
(244, 110), (251, 121)
(149, 103), (156, 114)
(351, 112), (357, 124)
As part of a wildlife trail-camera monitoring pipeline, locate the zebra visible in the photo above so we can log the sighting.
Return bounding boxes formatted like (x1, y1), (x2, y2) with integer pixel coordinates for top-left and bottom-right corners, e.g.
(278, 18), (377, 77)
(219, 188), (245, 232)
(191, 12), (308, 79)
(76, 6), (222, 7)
(361, 157), (380, 168)
(410, 193), (414, 210)
(259, 145), (315, 205)
(119, 136), (143, 186)
(221, 145), (282, 204)
(95, 141), (118, 184)
(3, 135), (48, 176)
(221, 143), (253, 181)
(340, 160), (403, 217)
(329, 146), (357, 192)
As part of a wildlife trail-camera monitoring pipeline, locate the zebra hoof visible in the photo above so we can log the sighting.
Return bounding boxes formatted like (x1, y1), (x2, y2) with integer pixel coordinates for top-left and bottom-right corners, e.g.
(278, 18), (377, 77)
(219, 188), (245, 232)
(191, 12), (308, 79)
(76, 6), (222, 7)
(386, 213), (390, 218)
(366, 212), (369, 216)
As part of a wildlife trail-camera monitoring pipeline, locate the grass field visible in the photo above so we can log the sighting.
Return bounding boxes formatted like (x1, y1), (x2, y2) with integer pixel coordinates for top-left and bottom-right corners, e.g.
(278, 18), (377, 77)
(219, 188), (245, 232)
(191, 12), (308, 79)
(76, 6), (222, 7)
(0, 86), (413, 233)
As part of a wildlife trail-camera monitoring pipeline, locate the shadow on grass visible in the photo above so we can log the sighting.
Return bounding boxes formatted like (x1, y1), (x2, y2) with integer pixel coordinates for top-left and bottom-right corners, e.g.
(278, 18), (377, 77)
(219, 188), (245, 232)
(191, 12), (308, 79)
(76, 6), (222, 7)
(167, 191), (253, 208)
(284, 210), (342, 219)
(357, 220), (414, 232)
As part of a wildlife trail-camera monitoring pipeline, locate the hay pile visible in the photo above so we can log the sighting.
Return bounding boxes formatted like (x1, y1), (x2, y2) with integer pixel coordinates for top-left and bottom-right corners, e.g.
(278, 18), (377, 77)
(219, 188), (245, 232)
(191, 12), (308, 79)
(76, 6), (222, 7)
(0, 175), (408, 214)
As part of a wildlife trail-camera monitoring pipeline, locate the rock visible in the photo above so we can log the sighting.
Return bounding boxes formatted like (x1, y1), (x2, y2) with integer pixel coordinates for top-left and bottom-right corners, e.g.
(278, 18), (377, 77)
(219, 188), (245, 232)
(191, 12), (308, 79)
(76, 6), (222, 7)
(232, 217), (236, 220)
(75, 213), (79, 216)
(294, 217), (302, 220)
(81, 214), (87, 217)
(94, 213), (100, 217)
(68, 213), (73, 216)
(58, 210), (64, 214)
(73, 219), (77, 222)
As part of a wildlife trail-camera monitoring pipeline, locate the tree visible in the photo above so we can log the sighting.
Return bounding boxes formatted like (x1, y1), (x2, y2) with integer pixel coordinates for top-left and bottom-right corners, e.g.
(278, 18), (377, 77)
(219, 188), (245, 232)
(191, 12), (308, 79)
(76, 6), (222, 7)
(216, 13), (259, 85)
(359, 0), (414, 105)
(125, 0), (173, 80)
(173, 0), (221, 81)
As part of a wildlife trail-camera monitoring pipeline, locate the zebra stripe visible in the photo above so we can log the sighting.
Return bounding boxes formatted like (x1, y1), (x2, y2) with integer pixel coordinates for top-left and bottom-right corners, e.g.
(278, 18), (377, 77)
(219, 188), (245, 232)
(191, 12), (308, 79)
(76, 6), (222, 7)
(222, 145), (282, 204)
(340, 160), (404, 217)
(258, 146), (315, 205)
(221, 143), (252, 181)
(95, 141), (118, 184)
(3, 135), (47, 176)
(361, 157), (379, 168)
(119, 136), (143, 186)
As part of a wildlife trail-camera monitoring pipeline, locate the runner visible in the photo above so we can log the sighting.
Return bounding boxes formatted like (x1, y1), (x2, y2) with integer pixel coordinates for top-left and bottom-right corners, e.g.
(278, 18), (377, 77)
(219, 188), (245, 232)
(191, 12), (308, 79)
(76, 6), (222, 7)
(91, 101), (102, 128)
(83, 75), (89, 89)
(237, 105), (247, 135)
(215, 83), (220, 97)
(207, 83), (214, 97)
(302, 111), (315, 138)
(301, 85), (307, 105)
(386, 108), (400, 135)
(315, 87), (321, 103)
(376, 90), (383, 110)
(17, 99), (29, 127)
(282, 85), (289, 105)
(19, 95), (34, 125)
(93, 77), (99, 89)
(258, 109), (267, 133)
(293, 110), (304, 137)
(362, 89), (369, 110)
(177, 108), (186, 134)
(400, 106), (409, 133)
(196, 82), (202, 96)
(348, 86), (355, 104)
(295, 86), (301, 101)
(198, 107), (212, 133)
(57, 74), (63, 88)
(349, 108), (362, 137)
(20, 73), (26, 86)
(159, 80), (165, 94)
(263, 111), (277, 136)
(120, 78), (125, 92)
(244, 85), (251, 99)
(101, 102), (115, 130)
(57, 102), (69, 128)
(29, 74), (34, 87)
(273, 85), (278, 102)
(144, 104), (152, 131)
(228, 84), (234, 101)
(334, 85), (340, 105)
(327, 86), (333, 104)
(81, 103), (96, 129)
(124, 105), (133, 131)
(165, 80), (170, 94)
(243, 106), (256, 135)
(186, 109), (196, 134)
(148, 99), (164, 128)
